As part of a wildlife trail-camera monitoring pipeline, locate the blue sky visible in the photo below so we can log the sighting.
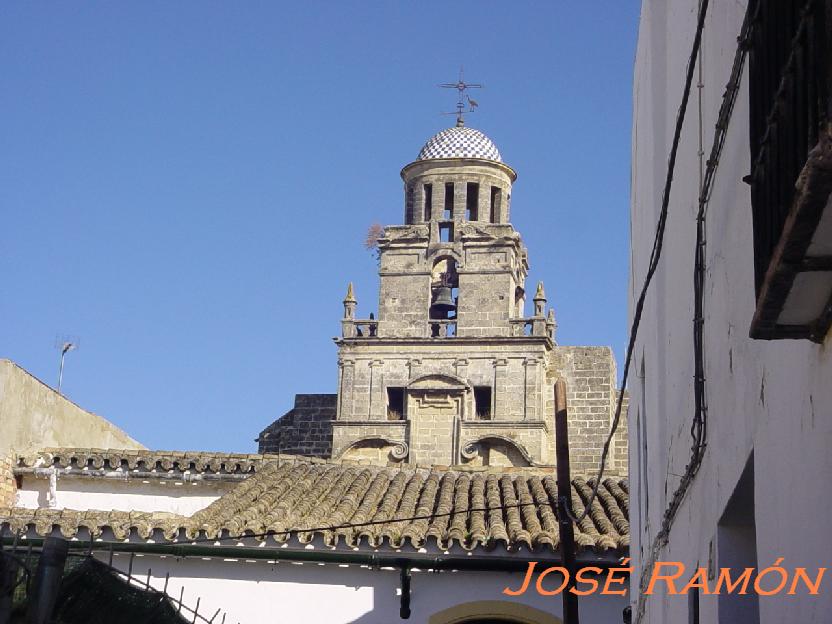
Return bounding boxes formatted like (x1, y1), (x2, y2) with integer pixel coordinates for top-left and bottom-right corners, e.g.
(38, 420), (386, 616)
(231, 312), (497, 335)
(1, 2), (639, 452)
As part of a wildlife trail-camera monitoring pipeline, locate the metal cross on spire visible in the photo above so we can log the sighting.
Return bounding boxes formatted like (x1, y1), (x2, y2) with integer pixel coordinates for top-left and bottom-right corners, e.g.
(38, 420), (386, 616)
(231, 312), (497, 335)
(440, 67), (482, 127)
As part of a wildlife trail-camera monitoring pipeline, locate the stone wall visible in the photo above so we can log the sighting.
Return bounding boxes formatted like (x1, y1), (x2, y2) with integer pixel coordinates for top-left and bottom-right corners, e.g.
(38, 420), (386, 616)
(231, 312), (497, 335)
(547, 346), (627, 478)
(336, 341), (552, 423)
(262, 346), (627, 475)
(0, 452), (17, 507)
(611, 391), (629, 478)
(375, 225), (528, 341)
(456, 269), (515, 337)
(459, 421), (548, 467)
(377, 272), (431, 338)
(331, 421), (408, 461)
(407, 390), (461, 465)
(0, 359), (144, 457)
(257, 394), (336, 458)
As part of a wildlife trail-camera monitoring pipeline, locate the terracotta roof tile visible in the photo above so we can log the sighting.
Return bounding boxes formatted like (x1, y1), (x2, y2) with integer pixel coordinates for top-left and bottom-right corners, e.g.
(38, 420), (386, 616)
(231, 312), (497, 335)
(2, 460), (629, 554)
(15, 448), (294, 474)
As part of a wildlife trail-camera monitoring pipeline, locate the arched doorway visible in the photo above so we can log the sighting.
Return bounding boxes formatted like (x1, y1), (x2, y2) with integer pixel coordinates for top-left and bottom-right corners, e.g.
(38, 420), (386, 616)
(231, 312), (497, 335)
(429, 601), (563, 624)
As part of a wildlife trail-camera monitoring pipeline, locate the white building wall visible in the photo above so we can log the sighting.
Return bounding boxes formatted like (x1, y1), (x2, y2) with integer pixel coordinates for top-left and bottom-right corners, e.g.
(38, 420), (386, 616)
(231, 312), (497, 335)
(15, 475), (231, 515)
(630, 1), (832, 623)
(104, 551), (626, 624)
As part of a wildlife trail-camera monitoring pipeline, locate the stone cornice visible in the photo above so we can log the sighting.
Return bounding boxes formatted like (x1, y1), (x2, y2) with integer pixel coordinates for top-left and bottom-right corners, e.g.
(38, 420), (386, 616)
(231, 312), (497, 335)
(335, 336), (553, 348)
(400, 157), (517, 182)
(460, 420), (549, 431)
(331, 420), (408, 428)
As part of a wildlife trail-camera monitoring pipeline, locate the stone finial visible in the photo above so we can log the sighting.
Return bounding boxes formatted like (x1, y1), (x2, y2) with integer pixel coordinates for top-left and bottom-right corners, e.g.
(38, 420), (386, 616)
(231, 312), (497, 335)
(344, 282), (357, 304)
(533, 281), (547, 317)
(343, 282), (357, 325)
(547, 308), (558, 342)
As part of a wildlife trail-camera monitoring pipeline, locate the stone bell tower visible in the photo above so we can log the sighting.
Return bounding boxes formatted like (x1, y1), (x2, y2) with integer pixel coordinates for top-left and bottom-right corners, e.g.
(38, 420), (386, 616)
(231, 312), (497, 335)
(259, 117), (628, 476)
(332, 120), (563, 468)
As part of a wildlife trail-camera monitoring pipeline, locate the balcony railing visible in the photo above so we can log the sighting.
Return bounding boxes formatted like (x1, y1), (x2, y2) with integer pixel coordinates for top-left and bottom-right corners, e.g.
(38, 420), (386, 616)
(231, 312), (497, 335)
(509, 318), (533, 336)
(342, 319), (378, 338)
(429, 319), (457, 338)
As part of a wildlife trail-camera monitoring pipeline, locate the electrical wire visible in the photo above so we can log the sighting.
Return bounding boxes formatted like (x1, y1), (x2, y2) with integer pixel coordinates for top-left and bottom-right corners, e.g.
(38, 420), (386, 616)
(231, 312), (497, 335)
(215, 0), (724, 551)
(563, 0), (712, 526)
(633, 2), (755, 621)
(164, 499), (570, 546)
(7, 500), (581, 548)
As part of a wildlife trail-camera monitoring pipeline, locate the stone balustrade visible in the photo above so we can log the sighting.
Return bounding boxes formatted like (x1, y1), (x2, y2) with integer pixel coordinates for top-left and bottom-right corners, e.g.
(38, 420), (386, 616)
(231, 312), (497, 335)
(510, 318), (534, 336)
(341, 319), (379, 338)
(428, 319), (457, 338)
(510, 317), (553, 338)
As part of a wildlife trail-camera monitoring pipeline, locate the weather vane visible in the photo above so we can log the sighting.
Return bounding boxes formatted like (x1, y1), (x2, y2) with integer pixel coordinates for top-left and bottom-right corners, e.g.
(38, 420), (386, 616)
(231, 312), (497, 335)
(440, 67), (482, 127)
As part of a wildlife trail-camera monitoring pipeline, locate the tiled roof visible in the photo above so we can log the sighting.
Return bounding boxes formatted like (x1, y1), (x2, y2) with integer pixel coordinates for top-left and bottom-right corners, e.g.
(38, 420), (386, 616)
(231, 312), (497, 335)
(15, 448), (284, 474)
(2, 458), (628, 554)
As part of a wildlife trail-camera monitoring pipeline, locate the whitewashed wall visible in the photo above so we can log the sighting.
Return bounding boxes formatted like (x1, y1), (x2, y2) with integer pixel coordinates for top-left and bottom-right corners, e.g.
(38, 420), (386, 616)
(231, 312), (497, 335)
(630, 1), (832, 623)
(104, 551), (626, 624)
(15, 474), (231, 515)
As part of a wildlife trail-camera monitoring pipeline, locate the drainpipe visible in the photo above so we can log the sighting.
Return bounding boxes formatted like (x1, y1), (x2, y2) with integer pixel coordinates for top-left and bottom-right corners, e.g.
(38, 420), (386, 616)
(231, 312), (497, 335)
(399, 565), (411, 619)
(1, 537), (621, 572)
(555, 379), (580, 624)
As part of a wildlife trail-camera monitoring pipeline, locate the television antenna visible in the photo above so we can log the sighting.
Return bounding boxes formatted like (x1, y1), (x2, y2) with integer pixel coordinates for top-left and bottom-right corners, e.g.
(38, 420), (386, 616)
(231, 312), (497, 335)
(440, 67), (482, 127)
(54, 335), (80, 394)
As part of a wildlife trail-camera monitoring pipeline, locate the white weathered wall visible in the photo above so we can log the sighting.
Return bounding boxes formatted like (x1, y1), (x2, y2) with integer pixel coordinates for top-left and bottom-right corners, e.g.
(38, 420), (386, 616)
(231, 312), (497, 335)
(630, 1), (832, 623)
(104, 551), (626, 624)
(0, 359), (143, 456)
(15, 474), (231, 515)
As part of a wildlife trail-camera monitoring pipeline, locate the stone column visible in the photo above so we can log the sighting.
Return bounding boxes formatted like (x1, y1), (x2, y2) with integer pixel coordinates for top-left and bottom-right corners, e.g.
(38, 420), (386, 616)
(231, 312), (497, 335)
(455, 358), (470, 419)
(524, 357), (541, 420)
(478, 180), (490, 223)
(454, 181), (467, 221)
(338, 359), (355, 420)
(368, 360), (385, 420)
(413, 184), (425, 223)
(408, 358), (422, 381)
(493, 358), (508, 419)
(494, 185), (506, 224)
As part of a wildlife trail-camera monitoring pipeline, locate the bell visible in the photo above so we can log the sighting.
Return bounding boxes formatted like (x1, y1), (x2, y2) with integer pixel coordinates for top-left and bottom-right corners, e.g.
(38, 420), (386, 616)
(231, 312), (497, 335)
(431, 286), (456, 312)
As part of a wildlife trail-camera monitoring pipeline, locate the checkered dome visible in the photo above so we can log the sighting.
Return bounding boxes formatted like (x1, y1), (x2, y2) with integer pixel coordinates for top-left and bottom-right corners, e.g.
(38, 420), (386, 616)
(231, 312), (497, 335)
(417, 126), (502, 162)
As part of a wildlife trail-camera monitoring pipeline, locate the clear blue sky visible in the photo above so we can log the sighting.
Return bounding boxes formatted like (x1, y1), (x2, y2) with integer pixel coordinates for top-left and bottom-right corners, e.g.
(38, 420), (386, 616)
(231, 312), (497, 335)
(1, 2), (639, 452)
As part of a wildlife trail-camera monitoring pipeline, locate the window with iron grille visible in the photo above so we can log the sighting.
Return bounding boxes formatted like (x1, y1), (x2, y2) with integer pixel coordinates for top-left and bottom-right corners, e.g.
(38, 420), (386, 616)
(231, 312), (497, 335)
(747, 0), (832, 341)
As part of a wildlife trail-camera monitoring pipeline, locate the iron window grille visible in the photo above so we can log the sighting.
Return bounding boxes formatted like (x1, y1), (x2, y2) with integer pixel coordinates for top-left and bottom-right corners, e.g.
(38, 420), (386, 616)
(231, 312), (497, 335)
(747, 0), (832, 341)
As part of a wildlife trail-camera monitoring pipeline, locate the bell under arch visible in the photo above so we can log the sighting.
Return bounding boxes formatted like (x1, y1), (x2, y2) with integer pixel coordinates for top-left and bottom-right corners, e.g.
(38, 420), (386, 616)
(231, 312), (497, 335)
(430, 256), (459, 322)
(428, 600), (563, 624)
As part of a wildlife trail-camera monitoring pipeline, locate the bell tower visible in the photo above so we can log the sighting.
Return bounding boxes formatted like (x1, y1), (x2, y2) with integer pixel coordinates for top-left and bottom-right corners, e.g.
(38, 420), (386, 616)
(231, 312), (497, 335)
(260, 98), (627, 478)
(378, 129), (527, 340)
(331, 113), (566, 468)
